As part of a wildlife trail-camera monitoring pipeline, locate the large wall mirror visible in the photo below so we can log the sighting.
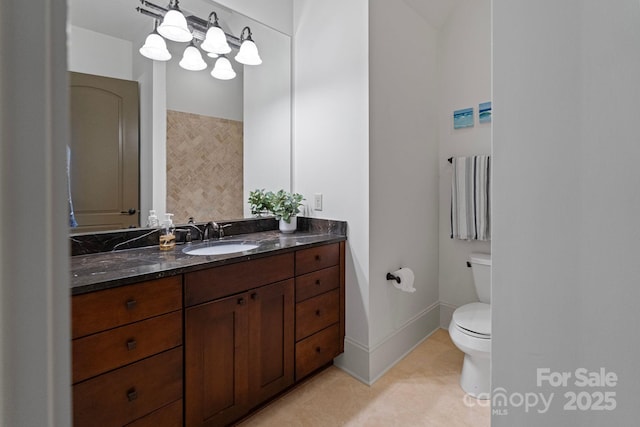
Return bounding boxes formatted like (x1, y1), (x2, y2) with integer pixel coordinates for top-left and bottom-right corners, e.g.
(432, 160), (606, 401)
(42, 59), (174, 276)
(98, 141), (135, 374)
(68, 0), (291, 233)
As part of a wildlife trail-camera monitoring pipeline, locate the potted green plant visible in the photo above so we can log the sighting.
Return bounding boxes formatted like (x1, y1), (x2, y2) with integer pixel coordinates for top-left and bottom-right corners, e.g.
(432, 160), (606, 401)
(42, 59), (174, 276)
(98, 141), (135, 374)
(270, 190), (304, 233)
(248, 189), (274, 217)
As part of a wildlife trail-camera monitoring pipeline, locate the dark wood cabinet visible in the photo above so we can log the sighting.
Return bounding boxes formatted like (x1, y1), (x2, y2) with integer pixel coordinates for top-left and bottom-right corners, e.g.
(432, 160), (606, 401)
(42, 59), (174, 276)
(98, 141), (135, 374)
(248, 279), (295, 405)
(71, 276), (183, 427)
(184, 254), (296, 427)
(72, 310), (182, 383)
(295, 324), (341, 379)
(71, 276), (182, 340)
(72, 240), (345, 427)
(185, 292), (250, 427)
(73, 347), (183, 427)
(294, 242), (345, 380)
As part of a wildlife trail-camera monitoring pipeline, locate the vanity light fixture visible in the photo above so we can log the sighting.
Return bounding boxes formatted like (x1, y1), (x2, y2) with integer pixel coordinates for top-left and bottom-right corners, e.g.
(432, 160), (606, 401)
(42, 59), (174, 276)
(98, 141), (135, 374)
(210, 55), (236, 80)
(200, 12), (231, 56)
(136, 1), (262, 80)
(157, 0), (192, 42)
(139, 20), (171, 61)
(235, 26), (262, 66)
(179, 40), (207, 71)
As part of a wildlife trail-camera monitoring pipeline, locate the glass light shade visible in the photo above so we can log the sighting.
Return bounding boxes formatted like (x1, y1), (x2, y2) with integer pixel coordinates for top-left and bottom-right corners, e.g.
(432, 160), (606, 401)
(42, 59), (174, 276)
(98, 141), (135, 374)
(211, 56), (236, 80)
(206, 52), (219, 58)
(235, 39), (262, 65)
(157, 9), (192, 42)
(201, 26), (231, 55)
(139, 32), (171, 61)
(179, 45), (207, 71)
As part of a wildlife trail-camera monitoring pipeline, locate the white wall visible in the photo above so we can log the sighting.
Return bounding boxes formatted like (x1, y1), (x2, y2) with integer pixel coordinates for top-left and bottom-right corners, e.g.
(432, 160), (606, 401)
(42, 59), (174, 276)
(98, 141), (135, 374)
(165, 54), (243, 121)
(133, 46), (167, 222)
(162, 0), (244, 122)
(68, 25), (132, 80)
(0, 0), (71, 425)
(215, 0), (293, 36)
(243, 22), (292, 215)
(133, 48), (155, 223)
(437, 0), (491, 328)
(295, 0), (445, 383)
(493, 0), (640, 424)
(293, 0), (371, 380)
(368, 0), (441, 381)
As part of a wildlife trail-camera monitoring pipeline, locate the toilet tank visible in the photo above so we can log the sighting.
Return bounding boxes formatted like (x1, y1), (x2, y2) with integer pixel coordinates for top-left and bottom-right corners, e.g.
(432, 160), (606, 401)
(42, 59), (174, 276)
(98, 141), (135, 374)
(469, 253), (491, 303)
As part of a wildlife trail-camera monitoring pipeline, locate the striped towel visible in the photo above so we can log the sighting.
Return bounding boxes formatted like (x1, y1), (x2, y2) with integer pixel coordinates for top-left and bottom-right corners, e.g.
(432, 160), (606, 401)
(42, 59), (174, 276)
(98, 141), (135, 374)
(450, 155), (491, 240)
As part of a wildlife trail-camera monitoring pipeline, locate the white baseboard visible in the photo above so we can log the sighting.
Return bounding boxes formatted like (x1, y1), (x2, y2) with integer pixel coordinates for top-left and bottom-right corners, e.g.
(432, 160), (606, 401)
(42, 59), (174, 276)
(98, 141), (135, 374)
(334, 302), (441, 385)
(439, 302), (457, 329)
(333, 338), (370, 384)
(369, 302), (441, 383)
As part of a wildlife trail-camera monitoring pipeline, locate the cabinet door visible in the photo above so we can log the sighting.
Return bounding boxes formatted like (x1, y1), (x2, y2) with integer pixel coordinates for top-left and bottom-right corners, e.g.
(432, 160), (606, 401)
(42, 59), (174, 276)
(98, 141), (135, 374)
(248, 279), (295, 405)
(185, 293), (249, 427)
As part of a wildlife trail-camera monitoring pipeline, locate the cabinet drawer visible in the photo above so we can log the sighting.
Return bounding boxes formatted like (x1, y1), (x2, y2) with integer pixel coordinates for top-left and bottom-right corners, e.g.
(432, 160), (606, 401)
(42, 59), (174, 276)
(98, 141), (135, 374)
(73, 347), (183, 427)
(73, 310), (182, 383)
(295, 289), (339, 341)
(72, 276), (182, 339)
(185, 253), (294, 306)
(295, 243), (339, 275)
(296, 265), (340, 303)
(125, 399), (183, 427)
(295, 324), (340, 380)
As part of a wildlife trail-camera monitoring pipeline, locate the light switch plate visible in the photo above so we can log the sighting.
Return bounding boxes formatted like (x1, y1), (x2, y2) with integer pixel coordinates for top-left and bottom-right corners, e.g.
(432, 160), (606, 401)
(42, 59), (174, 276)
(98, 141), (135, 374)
(314, 193), (323, 211)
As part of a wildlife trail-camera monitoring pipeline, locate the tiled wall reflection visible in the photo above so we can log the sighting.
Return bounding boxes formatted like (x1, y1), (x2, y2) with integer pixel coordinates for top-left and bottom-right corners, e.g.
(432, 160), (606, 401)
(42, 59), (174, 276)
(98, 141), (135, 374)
(166, 110), (243, 223)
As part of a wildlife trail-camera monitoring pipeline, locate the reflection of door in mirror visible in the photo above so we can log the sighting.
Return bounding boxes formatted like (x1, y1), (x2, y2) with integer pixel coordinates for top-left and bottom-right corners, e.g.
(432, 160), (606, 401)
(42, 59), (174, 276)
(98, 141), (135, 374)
(69, 72), (140, 231)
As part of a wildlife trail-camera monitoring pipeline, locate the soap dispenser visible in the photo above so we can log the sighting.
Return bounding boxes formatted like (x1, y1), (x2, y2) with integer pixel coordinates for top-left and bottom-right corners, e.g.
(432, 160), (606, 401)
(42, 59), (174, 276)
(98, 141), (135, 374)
(159, 213), (176, 251)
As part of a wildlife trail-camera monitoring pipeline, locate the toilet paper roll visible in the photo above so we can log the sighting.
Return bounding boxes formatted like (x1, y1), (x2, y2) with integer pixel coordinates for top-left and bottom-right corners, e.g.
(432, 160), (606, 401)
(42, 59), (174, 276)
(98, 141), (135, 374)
(391, 268), (416, 293)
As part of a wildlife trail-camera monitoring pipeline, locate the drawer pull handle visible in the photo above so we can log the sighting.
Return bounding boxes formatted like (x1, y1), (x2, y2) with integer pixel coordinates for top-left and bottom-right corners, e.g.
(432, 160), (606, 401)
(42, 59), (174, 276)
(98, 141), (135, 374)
(315, 255), (321, 261)
(126, 299), (137, 310)
(251, 292), (259, 300)
(126, 339), (137, 351)
(315, 279), (321, 285)
(315, 309), (321, 316)
(238, 297), (246, 305)
(127, 388), (138, 402)
(316, 346), (321, 353)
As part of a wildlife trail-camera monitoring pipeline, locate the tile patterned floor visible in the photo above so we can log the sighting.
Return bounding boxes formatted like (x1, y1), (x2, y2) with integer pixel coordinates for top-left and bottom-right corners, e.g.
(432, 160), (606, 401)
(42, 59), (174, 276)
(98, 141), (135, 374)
(239, 328), (490, 426)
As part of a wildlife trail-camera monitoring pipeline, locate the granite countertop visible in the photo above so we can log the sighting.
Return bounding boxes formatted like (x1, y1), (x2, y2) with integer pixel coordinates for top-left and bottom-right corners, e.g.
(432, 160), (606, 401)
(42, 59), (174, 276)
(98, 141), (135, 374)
(71, 229), (346, 295)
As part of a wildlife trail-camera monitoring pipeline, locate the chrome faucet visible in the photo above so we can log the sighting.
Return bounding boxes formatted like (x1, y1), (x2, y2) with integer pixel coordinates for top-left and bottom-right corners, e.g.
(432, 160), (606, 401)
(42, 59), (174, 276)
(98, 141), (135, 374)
(181, 223), (203, 241)
(202, 221), (231, 240)
(217, 223), (231, 238)
(202, 221), (218, 241)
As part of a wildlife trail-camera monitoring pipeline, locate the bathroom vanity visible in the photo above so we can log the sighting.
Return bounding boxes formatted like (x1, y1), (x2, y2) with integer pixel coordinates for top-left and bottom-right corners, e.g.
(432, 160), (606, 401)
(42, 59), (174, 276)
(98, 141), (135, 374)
(70, 219), (346, 426)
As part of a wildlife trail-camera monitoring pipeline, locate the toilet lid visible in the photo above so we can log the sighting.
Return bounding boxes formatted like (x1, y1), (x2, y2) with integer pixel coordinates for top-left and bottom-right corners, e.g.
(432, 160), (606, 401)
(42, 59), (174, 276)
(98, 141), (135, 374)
(469, 252), (491, 266)
(453, 302), (491, 336)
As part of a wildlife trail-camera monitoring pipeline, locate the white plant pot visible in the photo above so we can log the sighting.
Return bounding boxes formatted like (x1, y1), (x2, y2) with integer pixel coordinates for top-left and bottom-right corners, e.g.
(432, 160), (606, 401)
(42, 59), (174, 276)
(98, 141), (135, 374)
(279, 217), (297, 234)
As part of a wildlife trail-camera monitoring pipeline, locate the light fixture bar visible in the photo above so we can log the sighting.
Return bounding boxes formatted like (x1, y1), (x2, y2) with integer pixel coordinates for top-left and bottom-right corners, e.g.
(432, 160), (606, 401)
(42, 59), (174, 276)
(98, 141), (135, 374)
(136, 7), (162, 21)
(139, 0), (167, 14)
(136, 1), (240, 48)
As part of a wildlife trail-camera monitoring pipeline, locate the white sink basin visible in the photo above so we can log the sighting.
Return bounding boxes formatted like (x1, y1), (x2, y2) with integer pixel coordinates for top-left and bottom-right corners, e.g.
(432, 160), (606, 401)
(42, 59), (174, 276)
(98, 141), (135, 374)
(183, 241), (259, 256)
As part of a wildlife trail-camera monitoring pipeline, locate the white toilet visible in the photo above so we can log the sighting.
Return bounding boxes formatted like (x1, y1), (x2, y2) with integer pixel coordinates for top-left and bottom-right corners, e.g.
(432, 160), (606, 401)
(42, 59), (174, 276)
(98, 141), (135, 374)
(449, 253), (491, 399)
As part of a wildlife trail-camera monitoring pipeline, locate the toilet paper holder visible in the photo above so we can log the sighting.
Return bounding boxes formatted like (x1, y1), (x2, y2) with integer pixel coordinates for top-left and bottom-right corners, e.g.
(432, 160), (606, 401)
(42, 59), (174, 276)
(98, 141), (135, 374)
(386, 272), (402, 284)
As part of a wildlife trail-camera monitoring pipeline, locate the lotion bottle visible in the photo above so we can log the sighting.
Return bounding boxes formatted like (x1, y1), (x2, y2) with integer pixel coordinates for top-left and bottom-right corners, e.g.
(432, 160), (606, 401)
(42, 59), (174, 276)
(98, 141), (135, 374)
(147, 210), (159, 227)
(159, 213), (176, 250)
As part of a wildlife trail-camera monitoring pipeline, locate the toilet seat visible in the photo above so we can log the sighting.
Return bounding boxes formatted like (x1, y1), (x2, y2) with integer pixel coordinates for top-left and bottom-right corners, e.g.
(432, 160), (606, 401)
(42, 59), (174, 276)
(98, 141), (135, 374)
(453, 302), (491, 339)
